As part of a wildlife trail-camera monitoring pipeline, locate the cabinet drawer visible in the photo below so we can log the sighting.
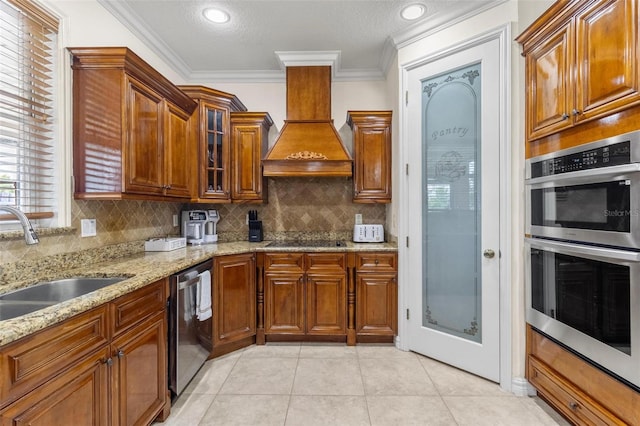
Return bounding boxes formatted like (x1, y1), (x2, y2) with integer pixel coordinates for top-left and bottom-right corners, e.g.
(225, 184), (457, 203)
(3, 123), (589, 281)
(306, 253), (346, 272)
(110, 279), (166, 336)
(0, 305), (109, 407)
(528, 356), (619, 425)
(264, 253), (304, 272)
(355, 253), (397, 272)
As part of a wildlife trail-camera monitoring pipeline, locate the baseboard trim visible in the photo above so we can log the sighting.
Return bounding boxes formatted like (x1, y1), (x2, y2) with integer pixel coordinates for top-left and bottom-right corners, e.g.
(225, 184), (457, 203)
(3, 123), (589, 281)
(512, 376), (536, 396)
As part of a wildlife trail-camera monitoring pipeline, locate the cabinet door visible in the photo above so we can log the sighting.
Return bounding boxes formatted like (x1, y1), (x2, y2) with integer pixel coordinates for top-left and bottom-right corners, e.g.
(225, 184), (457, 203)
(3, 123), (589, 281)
(0, 346), (110, 426)
(200, 104), (231, 201)
(525, 22), (574, 140)
(214, 253), (256, 345)
(230, 113), (271, 202)
(111, 312), (167, 426)
(264, 273), (305, 335)
(356, 273), (397, 337)
(575, 0), (640, 122)
(306, 273), (346, 335)
(125, 76), (165, 195)
(351, 115), (392, 203)
(164, 101), (192, 198)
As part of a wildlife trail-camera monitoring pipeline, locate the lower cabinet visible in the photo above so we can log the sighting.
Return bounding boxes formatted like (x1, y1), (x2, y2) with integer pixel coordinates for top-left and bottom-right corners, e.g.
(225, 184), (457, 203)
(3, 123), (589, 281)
(258, 251), (397, 345)
(0, 345), (110, 425)
(0, 279), (168, 426)
(354, 252), (397, 343)
(527, 325), (640, 425)
(262, 253), (347, 341)
(212, 253), (256, 356)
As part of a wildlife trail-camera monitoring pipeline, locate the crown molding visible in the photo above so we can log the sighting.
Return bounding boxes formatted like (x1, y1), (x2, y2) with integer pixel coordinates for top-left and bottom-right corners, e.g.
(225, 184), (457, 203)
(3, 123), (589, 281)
(97, 0), (504, 83)
(96, 0), (191, 79)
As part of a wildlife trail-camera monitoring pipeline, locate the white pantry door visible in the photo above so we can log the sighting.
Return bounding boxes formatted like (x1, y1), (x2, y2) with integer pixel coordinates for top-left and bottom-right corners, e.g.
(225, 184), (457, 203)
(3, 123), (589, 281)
(404, 36), (502, 381)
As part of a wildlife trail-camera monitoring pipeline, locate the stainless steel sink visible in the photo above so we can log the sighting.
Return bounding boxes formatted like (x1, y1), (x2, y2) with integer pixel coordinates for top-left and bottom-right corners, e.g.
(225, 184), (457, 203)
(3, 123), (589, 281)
(0, 300), (57, 321)
(0, 277), (128, 320)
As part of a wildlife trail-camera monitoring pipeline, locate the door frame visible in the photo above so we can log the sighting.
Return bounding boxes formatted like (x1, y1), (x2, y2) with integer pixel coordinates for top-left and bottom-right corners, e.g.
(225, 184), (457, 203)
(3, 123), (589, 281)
(397, 24), (513, 392)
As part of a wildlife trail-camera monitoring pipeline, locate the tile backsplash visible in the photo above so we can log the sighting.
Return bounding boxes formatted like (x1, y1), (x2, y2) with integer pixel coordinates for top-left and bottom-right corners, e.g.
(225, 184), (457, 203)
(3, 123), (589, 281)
(0, 177), (386, 266)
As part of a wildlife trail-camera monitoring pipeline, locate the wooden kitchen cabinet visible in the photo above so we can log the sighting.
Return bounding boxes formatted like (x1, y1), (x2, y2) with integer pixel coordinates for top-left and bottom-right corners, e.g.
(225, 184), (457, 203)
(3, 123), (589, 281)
(517, 0), (640, 146)
(230, 112), (273, 203)
(263, 253), (306, 335)
(0, 345), (110, 425)
(353, 252), (397, 343)
(111, 312), (167, 426)
(109, 280), (167, 426)
(212, 253), (257, 357)
(263, 253), (347, 340)
(70, 47), (197, 200)
(347, 111), (392, 203)
(0, 279), (168, 426)
(178, 86), (247, 202)
(306, 253), (347, 335)
(527, 325), (640, 425)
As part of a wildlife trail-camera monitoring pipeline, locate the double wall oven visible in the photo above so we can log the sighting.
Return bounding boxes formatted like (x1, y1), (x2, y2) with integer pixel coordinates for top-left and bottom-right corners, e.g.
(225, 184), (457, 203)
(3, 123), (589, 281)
(525, 130), (640, 390)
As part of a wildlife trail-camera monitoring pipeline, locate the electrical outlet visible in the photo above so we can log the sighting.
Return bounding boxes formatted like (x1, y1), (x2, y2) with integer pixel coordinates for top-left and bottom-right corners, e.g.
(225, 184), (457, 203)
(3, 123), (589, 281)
(246, 213), (249, 225)
(355, 214), (363, 225)
(172, 214), (179, 227)
(81, 218), (97, 237)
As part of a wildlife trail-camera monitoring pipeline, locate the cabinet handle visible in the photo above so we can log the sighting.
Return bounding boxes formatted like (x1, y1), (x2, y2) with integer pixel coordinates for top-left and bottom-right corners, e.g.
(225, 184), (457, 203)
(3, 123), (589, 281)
(561, 113), (570, 120)
(117, 349), (125, 358)
(568, 401), (579, 411)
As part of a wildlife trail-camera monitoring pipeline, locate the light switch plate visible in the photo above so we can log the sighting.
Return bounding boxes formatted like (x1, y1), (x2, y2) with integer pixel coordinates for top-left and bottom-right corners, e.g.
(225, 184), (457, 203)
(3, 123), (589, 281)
(81, 218), (96, 237)
(355, 213), (363, 225)
(172, 214), (179, 227)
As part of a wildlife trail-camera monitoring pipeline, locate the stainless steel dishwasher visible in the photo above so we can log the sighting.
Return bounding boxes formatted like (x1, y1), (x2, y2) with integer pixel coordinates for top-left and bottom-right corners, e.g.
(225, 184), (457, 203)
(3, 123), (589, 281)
(168, 259), (213, 400)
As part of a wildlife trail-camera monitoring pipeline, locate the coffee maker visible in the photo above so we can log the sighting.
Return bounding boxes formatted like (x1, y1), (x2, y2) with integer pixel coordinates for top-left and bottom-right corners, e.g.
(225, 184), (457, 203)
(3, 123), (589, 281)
(182, 210), (220, 245)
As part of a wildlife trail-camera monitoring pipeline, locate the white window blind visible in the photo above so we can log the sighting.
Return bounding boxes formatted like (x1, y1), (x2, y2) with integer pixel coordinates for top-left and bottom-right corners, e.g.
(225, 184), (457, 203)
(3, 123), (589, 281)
(0, 0), (58, 226)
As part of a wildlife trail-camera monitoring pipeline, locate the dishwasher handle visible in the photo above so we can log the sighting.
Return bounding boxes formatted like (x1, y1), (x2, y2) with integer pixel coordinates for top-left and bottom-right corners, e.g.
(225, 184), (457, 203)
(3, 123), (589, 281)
(178, 275), (201, 290)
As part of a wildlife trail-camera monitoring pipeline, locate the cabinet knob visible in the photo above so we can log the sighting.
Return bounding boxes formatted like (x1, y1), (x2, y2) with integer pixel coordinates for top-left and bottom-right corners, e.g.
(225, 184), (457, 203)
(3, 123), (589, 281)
(572, 109), (581, 116)
(375, 259), (379, 265)
(561, 113), (570, 120)
(568, 401), (579, 411)
(103, 358), (113, 366)
(117, 349), (125, 358)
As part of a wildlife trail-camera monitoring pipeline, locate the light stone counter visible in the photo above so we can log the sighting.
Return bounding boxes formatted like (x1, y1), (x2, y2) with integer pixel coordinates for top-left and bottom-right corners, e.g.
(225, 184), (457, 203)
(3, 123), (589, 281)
(0, 240), (396, 346)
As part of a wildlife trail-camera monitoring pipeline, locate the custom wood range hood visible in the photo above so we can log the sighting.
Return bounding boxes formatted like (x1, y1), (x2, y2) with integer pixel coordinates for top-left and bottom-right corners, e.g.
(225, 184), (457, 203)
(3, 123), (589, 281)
(262, 66), (353, 177)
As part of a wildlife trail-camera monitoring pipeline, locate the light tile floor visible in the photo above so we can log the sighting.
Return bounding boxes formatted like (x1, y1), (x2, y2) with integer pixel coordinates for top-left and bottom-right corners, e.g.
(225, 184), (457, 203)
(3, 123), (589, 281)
(157, 343), (570, 426)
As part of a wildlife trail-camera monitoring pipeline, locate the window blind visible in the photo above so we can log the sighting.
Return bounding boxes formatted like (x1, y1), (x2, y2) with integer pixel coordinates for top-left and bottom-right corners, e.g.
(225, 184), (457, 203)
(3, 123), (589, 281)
(0, 0), (58, 224)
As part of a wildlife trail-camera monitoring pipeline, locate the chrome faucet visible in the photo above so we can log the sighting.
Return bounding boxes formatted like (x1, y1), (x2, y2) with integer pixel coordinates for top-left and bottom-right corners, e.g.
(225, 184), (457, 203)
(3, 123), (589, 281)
(0, 206), (39, 245)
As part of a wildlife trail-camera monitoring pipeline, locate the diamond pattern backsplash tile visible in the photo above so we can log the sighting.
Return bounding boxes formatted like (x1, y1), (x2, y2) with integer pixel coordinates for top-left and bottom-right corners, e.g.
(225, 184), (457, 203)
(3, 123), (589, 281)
(186, 177), (386, 235)
(1, 177), (386, 266)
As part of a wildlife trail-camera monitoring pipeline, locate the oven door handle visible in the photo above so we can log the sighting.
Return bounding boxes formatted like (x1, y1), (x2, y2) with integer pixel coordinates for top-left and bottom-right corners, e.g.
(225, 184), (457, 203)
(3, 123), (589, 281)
(525, 237), (640, 263)
(525, 163), (640, 186)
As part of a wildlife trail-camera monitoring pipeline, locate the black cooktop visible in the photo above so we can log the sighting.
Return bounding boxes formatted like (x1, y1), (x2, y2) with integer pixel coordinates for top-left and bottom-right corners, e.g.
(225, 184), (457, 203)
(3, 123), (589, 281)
(266, 240), (347, 248)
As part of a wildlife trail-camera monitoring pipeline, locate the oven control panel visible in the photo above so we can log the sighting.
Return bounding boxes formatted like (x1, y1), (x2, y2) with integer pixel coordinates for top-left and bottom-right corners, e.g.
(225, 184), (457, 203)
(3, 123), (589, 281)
(530, 140), (630, 178)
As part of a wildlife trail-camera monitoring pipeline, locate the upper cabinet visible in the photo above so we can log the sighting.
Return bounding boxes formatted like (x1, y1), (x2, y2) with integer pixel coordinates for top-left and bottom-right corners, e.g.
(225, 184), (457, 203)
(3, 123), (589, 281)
(178, 86), (248, 203)
(70, 47), (197, 200)
(347, 111), (392, 203)
(517, 0), (640, 144)
(230, 112), (273, 203)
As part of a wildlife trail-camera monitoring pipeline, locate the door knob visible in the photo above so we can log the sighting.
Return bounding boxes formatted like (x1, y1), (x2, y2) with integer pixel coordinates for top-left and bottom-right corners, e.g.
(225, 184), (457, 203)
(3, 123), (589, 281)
(483, 249), (495, 259)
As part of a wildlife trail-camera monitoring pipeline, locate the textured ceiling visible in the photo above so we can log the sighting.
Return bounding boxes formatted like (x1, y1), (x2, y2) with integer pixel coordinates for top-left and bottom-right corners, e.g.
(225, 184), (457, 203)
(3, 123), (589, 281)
(98, 0), (503, 82)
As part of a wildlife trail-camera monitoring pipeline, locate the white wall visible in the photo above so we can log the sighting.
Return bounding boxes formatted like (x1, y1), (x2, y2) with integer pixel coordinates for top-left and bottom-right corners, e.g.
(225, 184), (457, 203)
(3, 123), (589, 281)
(211, 80), (391, 140)
(47, 0), (184, 83)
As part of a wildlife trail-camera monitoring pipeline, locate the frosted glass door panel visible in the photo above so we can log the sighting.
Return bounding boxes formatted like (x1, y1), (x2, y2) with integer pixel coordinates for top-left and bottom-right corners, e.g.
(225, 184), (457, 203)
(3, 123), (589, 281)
(422, 63), (482, 343)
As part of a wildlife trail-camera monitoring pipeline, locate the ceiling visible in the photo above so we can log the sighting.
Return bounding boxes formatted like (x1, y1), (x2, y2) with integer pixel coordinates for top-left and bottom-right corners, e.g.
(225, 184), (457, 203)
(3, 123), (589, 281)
(98, 0), (503, 82)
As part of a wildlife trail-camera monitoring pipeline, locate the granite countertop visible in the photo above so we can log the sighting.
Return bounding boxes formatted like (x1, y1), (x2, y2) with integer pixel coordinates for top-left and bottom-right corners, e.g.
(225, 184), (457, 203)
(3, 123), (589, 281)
(0, 240), (397, 347)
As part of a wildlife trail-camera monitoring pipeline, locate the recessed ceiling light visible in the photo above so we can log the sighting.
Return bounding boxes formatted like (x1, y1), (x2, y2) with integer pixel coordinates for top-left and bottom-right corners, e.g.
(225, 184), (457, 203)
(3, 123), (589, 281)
(203, 8), (230, 24)
(401, 4), (425, 21)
